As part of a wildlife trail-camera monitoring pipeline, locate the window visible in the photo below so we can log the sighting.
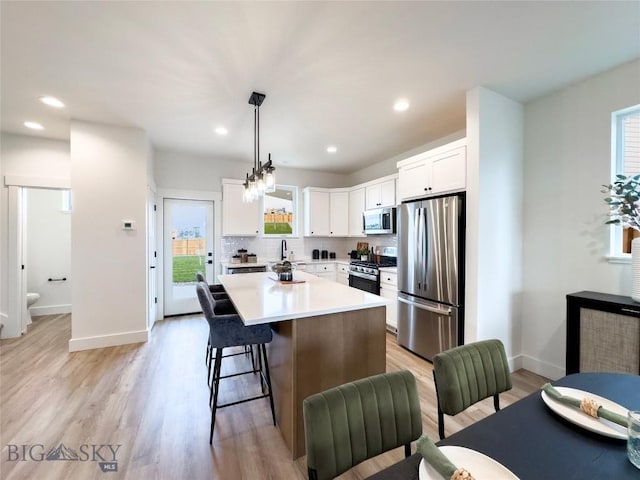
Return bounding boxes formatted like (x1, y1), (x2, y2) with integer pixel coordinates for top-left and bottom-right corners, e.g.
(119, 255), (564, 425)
(611, 105), (640, 256)
(262, 185), (297, 236)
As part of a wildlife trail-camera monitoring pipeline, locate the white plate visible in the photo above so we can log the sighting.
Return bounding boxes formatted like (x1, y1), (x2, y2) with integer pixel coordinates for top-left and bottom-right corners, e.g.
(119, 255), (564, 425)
(419, 446), (519, 480)
(540, 386), (628, 440)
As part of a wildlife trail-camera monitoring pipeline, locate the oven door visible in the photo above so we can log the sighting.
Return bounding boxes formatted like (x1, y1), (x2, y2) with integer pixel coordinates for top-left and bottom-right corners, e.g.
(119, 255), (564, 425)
(349, 271), (380, 294)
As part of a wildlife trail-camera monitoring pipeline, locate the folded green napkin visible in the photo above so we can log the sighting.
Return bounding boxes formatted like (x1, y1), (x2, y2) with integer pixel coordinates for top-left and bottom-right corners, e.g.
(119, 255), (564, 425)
(542, 383), (628, 428)
(417, 435), (456, 480)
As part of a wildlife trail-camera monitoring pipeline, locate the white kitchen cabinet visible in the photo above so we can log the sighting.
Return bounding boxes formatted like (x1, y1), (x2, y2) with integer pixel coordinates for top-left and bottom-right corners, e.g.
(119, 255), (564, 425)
(304, 188), (330, 236)
(222, 180), (260, 236)
(395, 177), (400, 206)
(307, 262), (337, 282)
(336, 262), (349, 285)
(329, 191), (349, 236)
(305, 188), (349, 237)
(397, 139), (466, 201)
(348, 187), (365, 237)
(365, 179), (396, 209)
(380, 270), (398, 331)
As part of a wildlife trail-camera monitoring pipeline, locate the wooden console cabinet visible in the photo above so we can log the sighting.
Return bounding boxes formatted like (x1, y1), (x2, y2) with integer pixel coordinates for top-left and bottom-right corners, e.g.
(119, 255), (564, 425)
(566, 291), (640, 375)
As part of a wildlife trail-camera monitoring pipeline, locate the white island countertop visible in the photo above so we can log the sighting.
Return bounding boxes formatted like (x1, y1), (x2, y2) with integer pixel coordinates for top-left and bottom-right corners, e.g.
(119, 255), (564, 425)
(217, 271), (387, 326)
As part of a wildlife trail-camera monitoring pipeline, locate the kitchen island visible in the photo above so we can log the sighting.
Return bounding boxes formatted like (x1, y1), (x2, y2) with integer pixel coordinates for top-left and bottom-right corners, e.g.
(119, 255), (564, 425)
(217, 271), (388, 459)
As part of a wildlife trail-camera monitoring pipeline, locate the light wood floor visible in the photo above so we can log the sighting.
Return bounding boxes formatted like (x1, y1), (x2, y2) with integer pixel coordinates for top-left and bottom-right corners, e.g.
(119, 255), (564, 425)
(0, 314), (548, 480)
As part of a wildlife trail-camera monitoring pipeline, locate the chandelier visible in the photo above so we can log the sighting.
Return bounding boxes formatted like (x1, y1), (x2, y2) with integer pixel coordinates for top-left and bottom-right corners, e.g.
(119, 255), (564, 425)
(243, 91), (276, 202)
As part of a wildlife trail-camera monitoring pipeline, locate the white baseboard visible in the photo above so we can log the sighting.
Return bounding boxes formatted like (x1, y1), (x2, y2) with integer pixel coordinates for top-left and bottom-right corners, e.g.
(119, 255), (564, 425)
(68, 329), (148, 352)
(508, 354), (524, 372)
(31, 304), (72, 316)
(521, 354), (565, 381)
(0, 312), (7, 335)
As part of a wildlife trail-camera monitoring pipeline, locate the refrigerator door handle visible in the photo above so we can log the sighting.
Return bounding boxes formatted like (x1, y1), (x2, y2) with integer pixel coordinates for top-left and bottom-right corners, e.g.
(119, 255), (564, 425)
(414, 207), (422, 291)
(397, 296), (453, 316)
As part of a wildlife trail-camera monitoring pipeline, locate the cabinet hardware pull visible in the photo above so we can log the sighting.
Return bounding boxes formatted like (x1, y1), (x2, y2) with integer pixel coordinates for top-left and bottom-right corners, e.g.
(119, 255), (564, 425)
(48, 277), (67, 282)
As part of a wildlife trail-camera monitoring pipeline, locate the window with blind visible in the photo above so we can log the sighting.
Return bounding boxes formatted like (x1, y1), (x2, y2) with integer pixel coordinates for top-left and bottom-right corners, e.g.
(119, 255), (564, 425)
(611, 105), (640, 256)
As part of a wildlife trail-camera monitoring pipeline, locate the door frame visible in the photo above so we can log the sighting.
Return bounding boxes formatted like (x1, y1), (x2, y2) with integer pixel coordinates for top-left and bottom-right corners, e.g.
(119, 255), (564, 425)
(147, 185), (159, 330)
(4, 175), (70, 338)
(156, 189), (222, 320)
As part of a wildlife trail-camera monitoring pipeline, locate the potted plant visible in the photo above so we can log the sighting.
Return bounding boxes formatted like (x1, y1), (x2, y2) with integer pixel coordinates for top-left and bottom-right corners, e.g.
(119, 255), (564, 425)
(603, 174), (640, 230)
(357, 247), (370, 261)
(604, 174), (640, 301)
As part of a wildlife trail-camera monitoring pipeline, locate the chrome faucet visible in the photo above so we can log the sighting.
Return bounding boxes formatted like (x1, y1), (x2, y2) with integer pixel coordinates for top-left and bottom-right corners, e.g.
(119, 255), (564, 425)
(281, 239), (287, 260)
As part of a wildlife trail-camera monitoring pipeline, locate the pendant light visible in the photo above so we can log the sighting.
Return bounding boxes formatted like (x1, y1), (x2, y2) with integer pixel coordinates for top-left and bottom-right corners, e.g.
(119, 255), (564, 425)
(243, 92), (276, 202)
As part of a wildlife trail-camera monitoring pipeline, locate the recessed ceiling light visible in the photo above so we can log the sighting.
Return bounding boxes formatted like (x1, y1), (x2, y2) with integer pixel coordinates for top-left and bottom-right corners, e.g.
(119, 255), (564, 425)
(214, 126), (228, 135)
(393, 99), (410, 112)
(326, 146), (337, 153)
(24, 121), (44, 130)
(39, 96), (65, 108)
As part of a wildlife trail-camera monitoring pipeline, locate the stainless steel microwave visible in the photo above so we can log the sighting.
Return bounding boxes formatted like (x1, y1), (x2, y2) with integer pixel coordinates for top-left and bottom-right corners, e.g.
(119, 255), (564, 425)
(363, 207), (396, 235)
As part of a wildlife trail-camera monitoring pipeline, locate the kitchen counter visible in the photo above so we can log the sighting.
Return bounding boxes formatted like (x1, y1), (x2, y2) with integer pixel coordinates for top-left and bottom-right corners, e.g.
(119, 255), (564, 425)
(217, 271), (386, 325)
(220, 257), (352, 271)
(378, 266), (397, 273)
(217, 270), (386, 459)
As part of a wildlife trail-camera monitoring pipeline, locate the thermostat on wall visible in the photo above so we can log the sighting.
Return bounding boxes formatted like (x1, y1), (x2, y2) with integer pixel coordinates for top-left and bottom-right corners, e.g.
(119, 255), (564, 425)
(122, 220), (136, 230)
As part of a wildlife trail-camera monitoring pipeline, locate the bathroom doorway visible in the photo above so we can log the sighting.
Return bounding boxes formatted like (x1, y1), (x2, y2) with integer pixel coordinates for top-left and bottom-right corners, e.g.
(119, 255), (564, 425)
(20, 187), (72, 332)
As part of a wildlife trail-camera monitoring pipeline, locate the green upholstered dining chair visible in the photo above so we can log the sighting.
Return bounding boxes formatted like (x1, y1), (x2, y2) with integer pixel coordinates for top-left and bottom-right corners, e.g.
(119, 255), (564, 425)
(303, 370), (422, 480)
(432, 339), (512, 440)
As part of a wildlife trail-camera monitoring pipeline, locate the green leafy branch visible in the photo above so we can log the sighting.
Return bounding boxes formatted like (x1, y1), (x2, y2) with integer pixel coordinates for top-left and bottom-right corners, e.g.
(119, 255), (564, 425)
(603, 174), (640, 232)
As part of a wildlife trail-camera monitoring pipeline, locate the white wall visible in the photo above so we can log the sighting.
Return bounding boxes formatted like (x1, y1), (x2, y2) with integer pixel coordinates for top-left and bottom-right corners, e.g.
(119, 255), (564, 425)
(521, 59), (640, 379)
(155, 150), (350, 191)
(466, 86), (524, 367)
(0, 133), (70, 331)
(26, 188), (71, 315)
(69, 121), (149, 351)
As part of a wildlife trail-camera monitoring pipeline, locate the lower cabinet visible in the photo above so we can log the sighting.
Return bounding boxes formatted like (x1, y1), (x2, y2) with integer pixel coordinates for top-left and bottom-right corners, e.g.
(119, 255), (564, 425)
(336, 263), (349, 285)
(380, 271), (398, 331)
(306, 262), (337, 282)
(566, 291), (640, 374)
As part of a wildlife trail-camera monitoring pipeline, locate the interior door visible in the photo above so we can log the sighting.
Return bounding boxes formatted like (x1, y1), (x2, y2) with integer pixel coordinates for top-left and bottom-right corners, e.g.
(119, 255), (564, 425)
(163, 198), (214, 316)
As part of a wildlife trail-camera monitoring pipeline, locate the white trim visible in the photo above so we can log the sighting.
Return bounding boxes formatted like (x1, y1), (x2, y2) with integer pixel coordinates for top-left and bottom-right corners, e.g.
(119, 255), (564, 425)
(30, 304), (72, 316)
(507, 354), (524, 373)
(606, 254), (631, 264)
(521, 354), (565, 381)
(4, 174), (70, 189)
(68, 329), (149, 352)
(6, 186), (22, 338)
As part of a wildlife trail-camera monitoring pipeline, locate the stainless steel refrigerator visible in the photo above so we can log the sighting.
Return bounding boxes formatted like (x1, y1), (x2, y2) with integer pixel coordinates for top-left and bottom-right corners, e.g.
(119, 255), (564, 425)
(397, 193), (465, 361)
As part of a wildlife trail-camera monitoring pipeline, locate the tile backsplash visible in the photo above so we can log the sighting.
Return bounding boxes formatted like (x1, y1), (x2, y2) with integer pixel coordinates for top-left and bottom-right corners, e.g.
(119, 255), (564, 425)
(221, 235), (397, 262)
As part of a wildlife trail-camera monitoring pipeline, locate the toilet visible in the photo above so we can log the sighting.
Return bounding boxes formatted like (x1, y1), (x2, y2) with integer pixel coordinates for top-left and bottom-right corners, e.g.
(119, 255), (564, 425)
(26, 292), (40, 323)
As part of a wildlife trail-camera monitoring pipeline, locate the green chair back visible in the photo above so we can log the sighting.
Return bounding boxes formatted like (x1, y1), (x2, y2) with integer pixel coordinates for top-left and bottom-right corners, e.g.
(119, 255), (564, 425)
(303, 370), (422, 480)
(433, 339), (512, 438)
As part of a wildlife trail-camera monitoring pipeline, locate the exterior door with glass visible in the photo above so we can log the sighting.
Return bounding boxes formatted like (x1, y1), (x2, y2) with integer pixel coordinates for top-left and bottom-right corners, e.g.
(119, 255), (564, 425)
(163, 198), (214, 316)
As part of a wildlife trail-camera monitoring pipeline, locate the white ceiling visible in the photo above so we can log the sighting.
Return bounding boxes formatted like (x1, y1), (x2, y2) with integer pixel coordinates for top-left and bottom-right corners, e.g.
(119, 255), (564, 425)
(2, 1), (639, 173)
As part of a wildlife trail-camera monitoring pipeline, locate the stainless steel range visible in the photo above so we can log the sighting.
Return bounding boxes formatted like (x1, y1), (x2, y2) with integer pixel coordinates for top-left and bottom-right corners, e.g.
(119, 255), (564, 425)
(348, 247), (397, 295)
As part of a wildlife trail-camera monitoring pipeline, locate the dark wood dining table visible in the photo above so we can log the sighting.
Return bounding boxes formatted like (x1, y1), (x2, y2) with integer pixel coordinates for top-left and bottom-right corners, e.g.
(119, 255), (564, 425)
(368, 372), (640, 480)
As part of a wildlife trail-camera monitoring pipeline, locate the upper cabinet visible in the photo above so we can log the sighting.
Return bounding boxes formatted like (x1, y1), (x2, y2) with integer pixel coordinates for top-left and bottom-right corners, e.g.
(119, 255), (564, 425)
(304, 188), (330, 236)
(329, 191), (349, 236)
(222, 179), (260, 236)
(304, 188), (351, 237)
(397, 138), (466, 202)
(348, 187), (365, 237)
(365, 179), (396, 209)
